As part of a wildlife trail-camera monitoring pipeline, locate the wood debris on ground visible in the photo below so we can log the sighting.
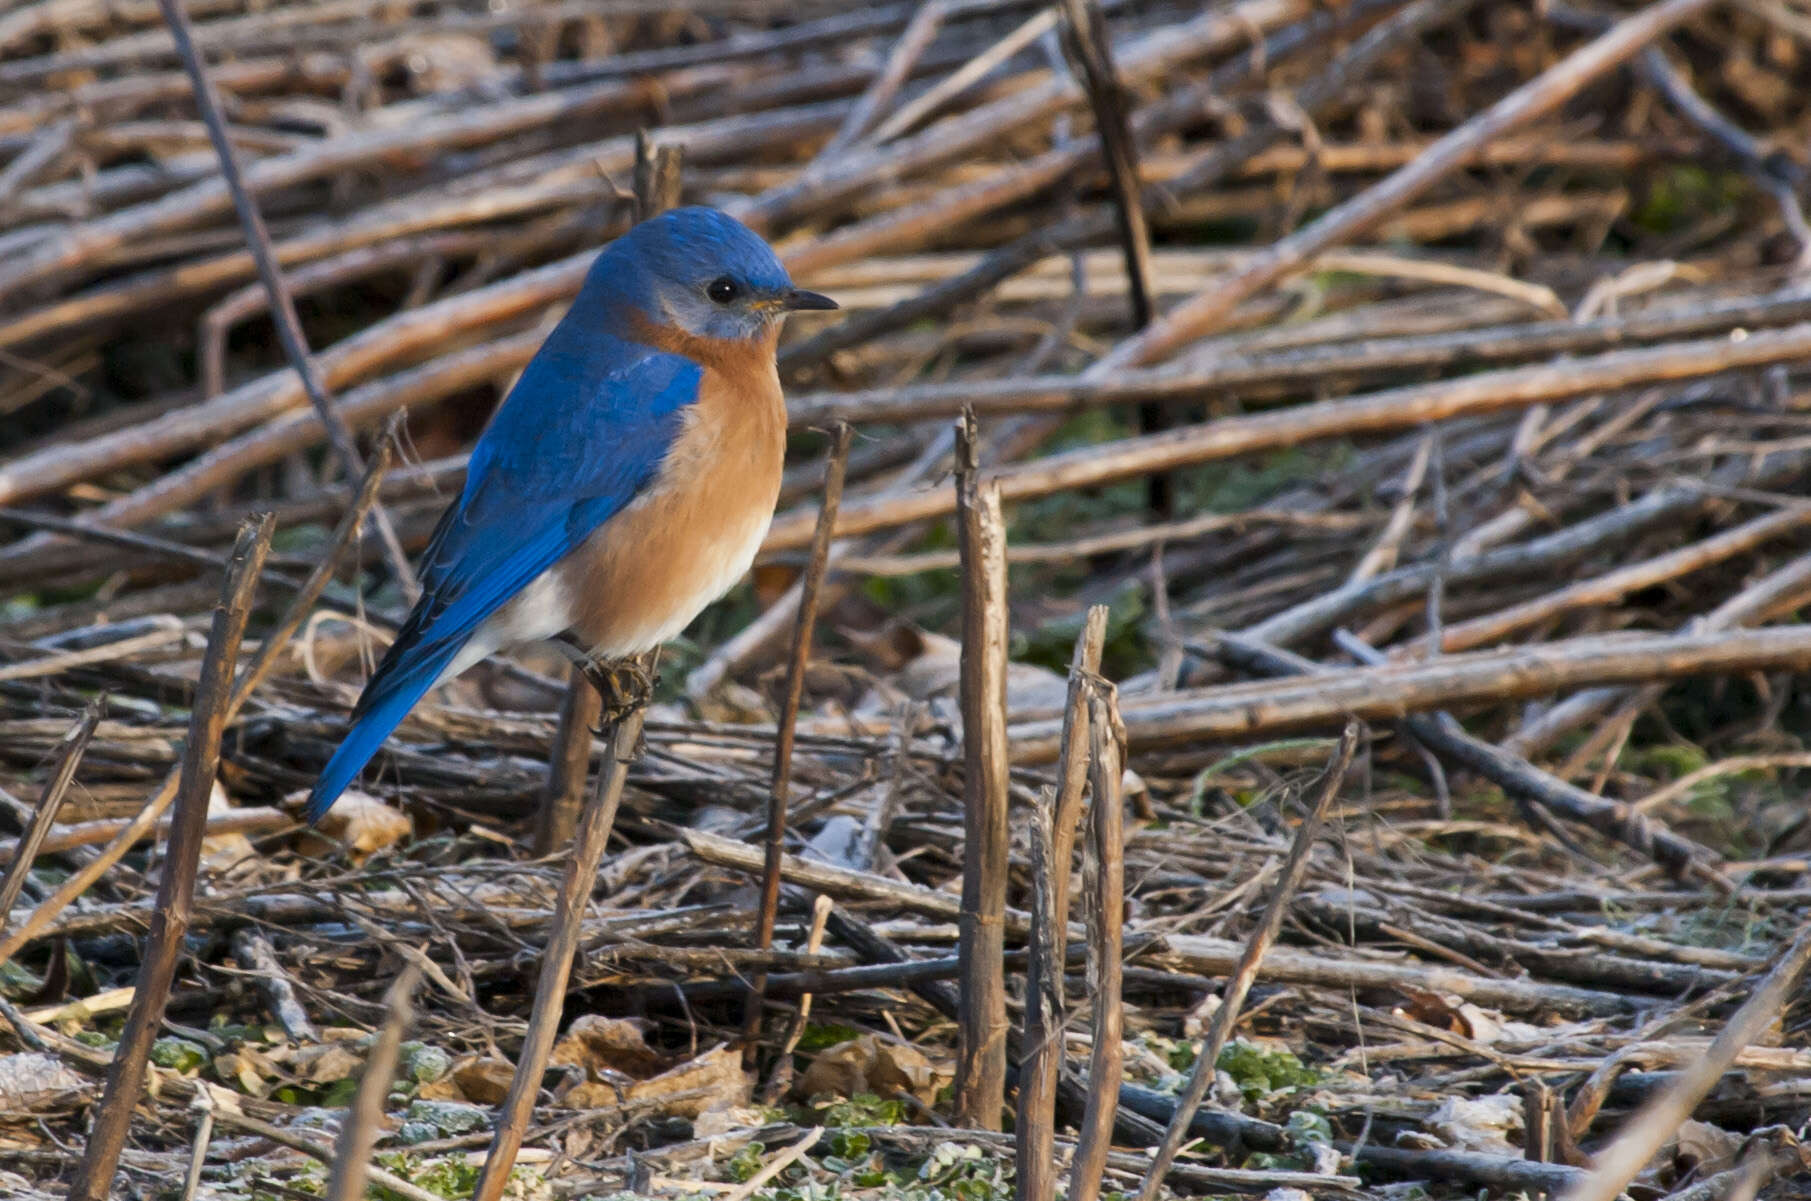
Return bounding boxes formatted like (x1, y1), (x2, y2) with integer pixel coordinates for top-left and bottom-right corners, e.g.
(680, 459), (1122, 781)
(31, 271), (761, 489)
(1, 0), (1810, 1198)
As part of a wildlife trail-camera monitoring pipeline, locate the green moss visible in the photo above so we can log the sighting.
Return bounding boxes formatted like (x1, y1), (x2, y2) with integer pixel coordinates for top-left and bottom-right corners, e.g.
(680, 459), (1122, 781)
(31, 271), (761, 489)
(271, 521), (333, 554)
(397, 1099), (491, 1144)
(817, 1093), (904, 1129)
(149, 1036), (208, 1073)
(826, 1128), (871, 1159)
(1014, 581), (1143, 674)
(857, 523), (963, 621)
(1246, 1108), (1334, 1172)
(1184, 444), (1352, 515)
(727, 1142), (768, 1183)
(795, 1023), (868, 1053)
(375, 1153), (477, 1201)
(1621, 742), (1710, 778)
(368, 1153), (548, 1201)
(1215, 1040), (1321, 1100)
(399, 1041), (454, 1083)
(1633, 165), (1749, 233)
(916, 1141), (1010, 1201)
(320, 1076), (362, 1107)
(0, 958), (41, 999)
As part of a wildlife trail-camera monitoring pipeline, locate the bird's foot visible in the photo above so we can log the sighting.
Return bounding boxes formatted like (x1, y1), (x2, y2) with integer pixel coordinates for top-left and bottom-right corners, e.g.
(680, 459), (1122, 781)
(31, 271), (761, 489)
(577, 652), (657, 729)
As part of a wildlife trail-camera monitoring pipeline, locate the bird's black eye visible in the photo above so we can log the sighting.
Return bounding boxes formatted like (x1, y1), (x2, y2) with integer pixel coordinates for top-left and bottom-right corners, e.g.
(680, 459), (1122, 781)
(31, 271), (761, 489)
(706, 277), (740, 304)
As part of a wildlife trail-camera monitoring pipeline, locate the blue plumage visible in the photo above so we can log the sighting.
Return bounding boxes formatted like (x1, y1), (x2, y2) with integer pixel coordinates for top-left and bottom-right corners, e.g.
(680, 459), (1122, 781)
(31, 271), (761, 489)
(306, 207), (833, 823)
(305, 343), (699, 823)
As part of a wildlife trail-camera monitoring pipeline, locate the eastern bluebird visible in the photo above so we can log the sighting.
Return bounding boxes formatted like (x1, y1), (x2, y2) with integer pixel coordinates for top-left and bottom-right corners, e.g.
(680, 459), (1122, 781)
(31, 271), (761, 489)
(306, 207), (835, 821)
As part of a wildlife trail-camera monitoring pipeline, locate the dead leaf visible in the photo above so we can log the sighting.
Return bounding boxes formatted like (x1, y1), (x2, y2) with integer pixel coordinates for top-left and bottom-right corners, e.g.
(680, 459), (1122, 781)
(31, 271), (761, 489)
(416, 1077), (466, 1102)
(212, 1046), (283, 1098)
(549, 1015), (665, 1078)
(564, 1044), (747, 1119)
(450, 1056), (516, 1103)
(1426, 1094), (1522, 1152)
(1673, 1120), (1743, 1176)
(546, 1018), (747, 1119)
(692, 1103), (770, 1138)
(867, 1039), (943, 1104)
(288, 1041), (364, 1085)
(200, 780), (258, 879)
(1452, 1003), (1544, 1045)
(1395, 988), (1467, 1034)
(795, 1037), (873, 1101)
(316, 1026), (369, 1042)
(869, 626), (1071, 711)
(793, 1034), (946, 1105)
(1183, 993), (1223, 1039)
(0, 1053), (85, 1111)
(297, 789), (412, 861)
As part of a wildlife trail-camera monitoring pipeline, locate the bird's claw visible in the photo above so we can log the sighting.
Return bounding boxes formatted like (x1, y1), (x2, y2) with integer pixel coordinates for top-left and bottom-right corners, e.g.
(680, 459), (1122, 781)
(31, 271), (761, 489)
(578, 654), (657, 730)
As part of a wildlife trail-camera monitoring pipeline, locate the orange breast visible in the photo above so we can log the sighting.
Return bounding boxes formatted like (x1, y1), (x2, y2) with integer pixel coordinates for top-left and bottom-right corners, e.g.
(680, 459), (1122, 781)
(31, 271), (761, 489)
(555, 333), (787, 658)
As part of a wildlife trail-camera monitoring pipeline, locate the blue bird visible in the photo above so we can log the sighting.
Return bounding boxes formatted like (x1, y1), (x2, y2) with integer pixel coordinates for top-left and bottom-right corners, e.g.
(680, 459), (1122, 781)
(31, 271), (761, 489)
(307, 207), (835, 822)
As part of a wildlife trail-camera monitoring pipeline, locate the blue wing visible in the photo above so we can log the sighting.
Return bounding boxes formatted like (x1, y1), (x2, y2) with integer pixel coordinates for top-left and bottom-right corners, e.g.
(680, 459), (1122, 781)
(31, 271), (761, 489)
(307, 338), (702, 822)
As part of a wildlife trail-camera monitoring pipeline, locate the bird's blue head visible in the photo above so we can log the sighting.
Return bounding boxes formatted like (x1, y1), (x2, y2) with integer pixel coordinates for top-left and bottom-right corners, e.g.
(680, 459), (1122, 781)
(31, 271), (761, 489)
(581, 206), (836, 346)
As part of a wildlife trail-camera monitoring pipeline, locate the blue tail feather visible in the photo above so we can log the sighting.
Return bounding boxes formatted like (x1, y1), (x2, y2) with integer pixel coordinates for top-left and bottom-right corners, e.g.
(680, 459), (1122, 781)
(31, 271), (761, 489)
(305, 642), (461, 824)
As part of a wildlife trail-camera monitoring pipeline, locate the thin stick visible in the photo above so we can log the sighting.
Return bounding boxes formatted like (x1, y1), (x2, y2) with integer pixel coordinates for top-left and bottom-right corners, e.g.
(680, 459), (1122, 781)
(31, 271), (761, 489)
(767, 317), (1811, 552)
(1136, 722), (1358, 1201)
(760, 892), (836, 1103)
(1635, 43), (1811, 262)
(535, 682), (602, 855)
(472, 705), (646, 1201)
(0, 118), (73, 206)
(0, 505), (307, 588)
(1055, 0), (1151, 329)
(69, 513), (273, 1201)
(231, 422), (398, 713)
(327, 963), (423, 1201)
(818, 0), (947, 158)
(1507, 544), (1811, 759)
(1559, 921), (1811, 1201)
(1216, 631), (1724, 884)
(721, 1127), (825, 1201)
(1092, 0), (1717, 371)
(953, 408), (1011, 1131)
(1008, 624), (1811, 762)
(816, 910), (1288, 1150)
(0, 429), (392, 970)
(632, 130), (685, 222)
(1056, 0), (1163, 510)
(747, 423), (852, 1034)
(179, 1087), (216, 1201)
(1432, 503), (1811, 654)
(1014, 790), (1061, 1201)
(0, 624), (186, 684)
(0, 698), (101, 919)
(1068, 685), (1126, 1201)
(209, 1103), (445, 1201)
(154, 0), (416, 597)
(1050, 605), (1110, 958)
(230, 930), (318, 1043)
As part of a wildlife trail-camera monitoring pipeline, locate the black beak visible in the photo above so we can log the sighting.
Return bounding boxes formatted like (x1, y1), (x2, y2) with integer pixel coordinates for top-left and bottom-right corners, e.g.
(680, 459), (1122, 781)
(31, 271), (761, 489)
(780, 288), (838, 312)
